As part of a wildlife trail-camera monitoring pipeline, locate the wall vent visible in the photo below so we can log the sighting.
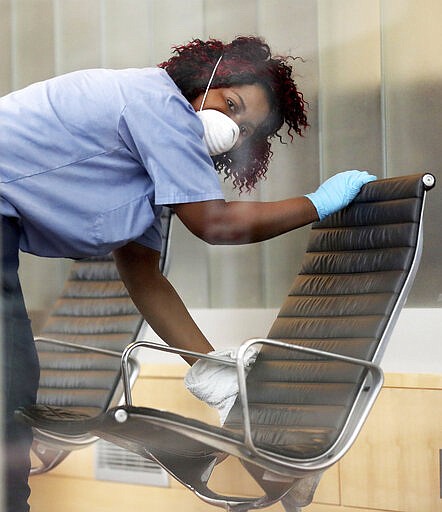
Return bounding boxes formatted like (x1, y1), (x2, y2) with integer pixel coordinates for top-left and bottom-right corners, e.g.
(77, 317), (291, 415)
(95, 440), (169, 487)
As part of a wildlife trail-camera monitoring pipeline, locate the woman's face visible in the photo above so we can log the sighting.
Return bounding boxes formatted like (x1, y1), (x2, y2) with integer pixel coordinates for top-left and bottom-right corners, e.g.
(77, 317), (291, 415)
(191, 83), (270, 149)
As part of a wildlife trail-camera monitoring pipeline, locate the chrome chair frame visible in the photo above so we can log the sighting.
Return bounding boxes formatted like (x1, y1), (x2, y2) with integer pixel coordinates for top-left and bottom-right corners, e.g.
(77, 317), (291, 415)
(102, 173), (434, 511)
(17, 175), (435, 511)
(31, 338), (139, 474)
(29, 209), (173, 475)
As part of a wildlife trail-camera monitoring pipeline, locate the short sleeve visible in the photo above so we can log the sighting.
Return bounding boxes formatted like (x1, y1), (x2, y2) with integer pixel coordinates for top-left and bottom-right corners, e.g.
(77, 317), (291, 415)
(118, 87), (224, 206)
(133, 215), (163, 252)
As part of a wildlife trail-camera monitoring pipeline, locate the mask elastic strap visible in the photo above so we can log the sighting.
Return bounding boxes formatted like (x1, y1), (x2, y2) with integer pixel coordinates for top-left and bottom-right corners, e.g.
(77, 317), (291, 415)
(199, 54), (223, 111)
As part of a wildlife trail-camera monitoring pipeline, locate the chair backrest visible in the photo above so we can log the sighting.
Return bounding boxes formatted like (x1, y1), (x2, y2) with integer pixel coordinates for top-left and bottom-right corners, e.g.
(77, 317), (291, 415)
(224, 174), (434, 460)
(36, 208), (173, 417)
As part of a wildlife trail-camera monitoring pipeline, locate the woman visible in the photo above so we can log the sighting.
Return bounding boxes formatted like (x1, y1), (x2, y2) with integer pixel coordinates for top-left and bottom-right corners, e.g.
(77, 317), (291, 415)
(0, 36), (375, 512)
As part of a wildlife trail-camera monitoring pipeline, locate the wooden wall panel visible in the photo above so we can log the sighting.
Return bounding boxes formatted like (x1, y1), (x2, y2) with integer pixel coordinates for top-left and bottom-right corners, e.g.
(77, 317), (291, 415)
(340, 387), (442, 512)
(29, 476), (213, 512)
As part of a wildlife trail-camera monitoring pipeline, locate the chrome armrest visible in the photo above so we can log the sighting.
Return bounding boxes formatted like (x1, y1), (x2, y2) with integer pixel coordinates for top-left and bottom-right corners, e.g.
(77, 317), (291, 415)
(35, 336), (139, 409)
(35, 336), (123, 358)
(235, 338), (384, 461)
(121, 337), (383, 469)
(120, 340), (236, 405)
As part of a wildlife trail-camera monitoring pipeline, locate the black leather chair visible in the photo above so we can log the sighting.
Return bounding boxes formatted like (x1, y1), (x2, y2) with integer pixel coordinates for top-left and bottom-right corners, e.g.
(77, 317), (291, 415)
(17, 174), (435, 511)
(25, 208), (173, 474)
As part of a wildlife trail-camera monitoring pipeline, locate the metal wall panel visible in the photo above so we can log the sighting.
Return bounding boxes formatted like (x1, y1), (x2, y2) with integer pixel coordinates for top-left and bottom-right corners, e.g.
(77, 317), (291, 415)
(12, 0), (55, 89)
(2, 0), (440, 310)
(102, 0), (151, 68)
(55, 0), (102, 73)
(0, 0), (12, 95)
(381, 0), (442, 306)
(317, 0), (383, 178)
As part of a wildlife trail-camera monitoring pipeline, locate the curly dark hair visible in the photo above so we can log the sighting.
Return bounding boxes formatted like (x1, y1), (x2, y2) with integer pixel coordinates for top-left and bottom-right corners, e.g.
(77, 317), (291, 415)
(158, 36), (308, 192)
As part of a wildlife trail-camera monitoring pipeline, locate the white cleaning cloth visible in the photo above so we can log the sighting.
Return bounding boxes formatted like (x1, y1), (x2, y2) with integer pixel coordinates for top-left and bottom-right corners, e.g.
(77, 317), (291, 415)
(184, 347), (258, 425)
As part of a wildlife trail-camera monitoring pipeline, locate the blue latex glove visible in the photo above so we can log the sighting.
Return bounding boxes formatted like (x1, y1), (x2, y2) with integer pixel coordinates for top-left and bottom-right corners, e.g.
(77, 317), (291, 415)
(305, 170), (377, 221)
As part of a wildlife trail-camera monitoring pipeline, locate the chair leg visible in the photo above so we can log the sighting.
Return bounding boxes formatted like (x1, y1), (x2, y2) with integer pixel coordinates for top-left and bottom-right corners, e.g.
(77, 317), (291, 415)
(280, 473), (323, 512)
(224, 502), (264, 512)
(281, 500), (302, 512)
(30, 442), (70, 475)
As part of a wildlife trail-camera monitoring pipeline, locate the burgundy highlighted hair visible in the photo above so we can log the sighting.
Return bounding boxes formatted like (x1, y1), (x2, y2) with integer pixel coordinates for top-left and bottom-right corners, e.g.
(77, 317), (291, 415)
(159, 36), (308, 192)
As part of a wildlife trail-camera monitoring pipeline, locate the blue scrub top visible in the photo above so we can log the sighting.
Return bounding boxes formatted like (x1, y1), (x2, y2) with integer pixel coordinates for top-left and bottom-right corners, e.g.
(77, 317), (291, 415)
(0, 67), (224, 258)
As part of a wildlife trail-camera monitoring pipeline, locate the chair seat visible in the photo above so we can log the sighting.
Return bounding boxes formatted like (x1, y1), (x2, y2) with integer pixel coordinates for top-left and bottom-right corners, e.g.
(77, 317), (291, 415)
(18, 404), (224, 460)
(18, 403), (337, 461)
(16, 405), (100, 435)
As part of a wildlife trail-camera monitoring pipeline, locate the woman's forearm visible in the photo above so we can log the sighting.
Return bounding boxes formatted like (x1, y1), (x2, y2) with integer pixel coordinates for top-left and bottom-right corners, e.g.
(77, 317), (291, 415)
(174, 196), (318, 245)
(135, 273), (214, 364)
(114, 243), (213, 365)
(174, 170), (377, 245)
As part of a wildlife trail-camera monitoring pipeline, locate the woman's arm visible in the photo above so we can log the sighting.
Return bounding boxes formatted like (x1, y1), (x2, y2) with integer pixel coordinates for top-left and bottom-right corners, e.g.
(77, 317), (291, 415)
(173, 170), (376, 244)
(113, 242), (213, 365)
(173, 196), (317, 245)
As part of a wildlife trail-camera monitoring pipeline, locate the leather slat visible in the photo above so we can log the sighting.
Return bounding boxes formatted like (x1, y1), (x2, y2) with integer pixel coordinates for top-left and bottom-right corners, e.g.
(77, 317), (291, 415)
(38, 352), (121, 371)
(39, 370), (118, 389)
(290, 271), (405, 296)
(228, 403), (348, 429)
(300, 247), (414, 274)
(353, 173), (425, 203)
(37, 389), (111, 409)
(307, 222), (418, 252)
(36, 333), (133, 351)
(246, 382), (357, 406)
(226, 422), (337, 459)
(318, 198), (421, 228)
(42, 315), (140, 335)
(69, 261), (121, 281)
(246, 360), (365, 384)
(278, 293), (397, 317)
(50, 297), (138, 317)
(62, 281), (130, 299)
(267, 315), (386, 339)
(253, 339), (376, 360)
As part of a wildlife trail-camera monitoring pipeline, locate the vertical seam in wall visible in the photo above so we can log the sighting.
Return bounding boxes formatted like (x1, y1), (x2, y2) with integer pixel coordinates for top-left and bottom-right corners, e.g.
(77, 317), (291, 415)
(202, 0), (207, 41)
(256, 0), (269, 306)
(145, 0), (155, 67)
(256, 0), (263, 35)
(53, 0), (61, 76)
(316, 0), (325, 183)
(100, 0), (106, 68)
(10, 0), (17, 91)
(203, 0), (213, 305)
(206, 245), (213, 308)
(337, 460), (343, 505)
(439, 449), (442, 499)
(379, 0), (388, 179)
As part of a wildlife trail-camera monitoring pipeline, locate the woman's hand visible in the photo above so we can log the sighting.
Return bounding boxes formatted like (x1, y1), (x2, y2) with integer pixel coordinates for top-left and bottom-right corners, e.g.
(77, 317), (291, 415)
(305, 170), (377, 221)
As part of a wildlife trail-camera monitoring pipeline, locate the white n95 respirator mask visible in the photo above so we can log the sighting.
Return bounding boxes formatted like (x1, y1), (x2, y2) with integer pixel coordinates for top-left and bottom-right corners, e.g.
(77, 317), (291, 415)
(196, 55), (240, 156)
(196, 109), (240, 156)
